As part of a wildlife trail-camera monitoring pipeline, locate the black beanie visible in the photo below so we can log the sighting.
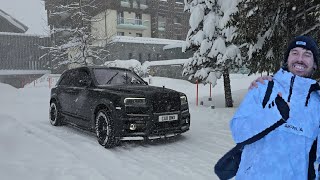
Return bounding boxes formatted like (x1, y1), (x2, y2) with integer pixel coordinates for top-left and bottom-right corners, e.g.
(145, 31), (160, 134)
(284, 35), (319, 66)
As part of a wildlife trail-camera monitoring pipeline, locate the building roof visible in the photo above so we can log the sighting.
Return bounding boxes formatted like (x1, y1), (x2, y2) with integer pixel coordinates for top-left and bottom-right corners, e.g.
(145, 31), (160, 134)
(0, 9), (28, 33)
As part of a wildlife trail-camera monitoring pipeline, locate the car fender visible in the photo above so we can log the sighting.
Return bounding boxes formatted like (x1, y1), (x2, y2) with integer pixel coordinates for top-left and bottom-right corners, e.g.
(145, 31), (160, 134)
(91, 98), (117, 129)
(50, 94), (61, 106)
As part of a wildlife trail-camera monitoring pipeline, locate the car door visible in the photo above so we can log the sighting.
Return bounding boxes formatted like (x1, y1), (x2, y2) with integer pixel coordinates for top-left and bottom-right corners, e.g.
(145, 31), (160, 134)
(57, 70), (77, 116)
(72, 69), (93, 128)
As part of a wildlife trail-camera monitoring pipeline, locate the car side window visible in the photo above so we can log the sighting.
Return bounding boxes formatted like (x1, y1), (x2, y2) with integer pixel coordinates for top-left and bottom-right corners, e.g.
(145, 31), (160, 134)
(67, 70), (79, 87)
(74, 70), (91, 87)
(94, 69), (119, 85)
(59, 71), (73, 86)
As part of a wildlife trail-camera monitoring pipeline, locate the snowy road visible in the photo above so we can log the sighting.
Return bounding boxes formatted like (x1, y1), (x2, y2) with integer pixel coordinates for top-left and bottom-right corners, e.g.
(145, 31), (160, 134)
(0, 75), (252, 180)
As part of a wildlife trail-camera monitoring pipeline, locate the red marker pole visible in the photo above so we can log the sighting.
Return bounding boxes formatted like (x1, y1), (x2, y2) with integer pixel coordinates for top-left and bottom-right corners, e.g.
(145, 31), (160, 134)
(196, 80), (198, 106)
(49, 77), (51, 89)
(210, 82), (212, 98)
(208, 82), (213, 101)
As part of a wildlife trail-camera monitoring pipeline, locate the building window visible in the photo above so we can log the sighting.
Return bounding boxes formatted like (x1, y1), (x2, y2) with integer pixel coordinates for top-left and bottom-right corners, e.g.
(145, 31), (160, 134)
(129, 53), (133, 59)
(139, 0), (147, 5)
(135, 13), (142, 25)
(176, 35), (183, 40)
(158, 32), (166, 39)
(136, 33), (142, 37)
(156, 54), (160, 60)
(174, 16), (182, 24)
(139, 53), (142, 61)
(117, 11), (124, 24)
(158, 15), (166, 31)
(117, 32), (124, 36)
(148, 53), (151, 61)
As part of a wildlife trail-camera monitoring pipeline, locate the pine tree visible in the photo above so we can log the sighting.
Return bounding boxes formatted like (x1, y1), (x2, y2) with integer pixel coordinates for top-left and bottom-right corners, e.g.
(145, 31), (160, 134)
(43, 0), (112, 72)
(183, 0), (242, 107)
(233, 0), (320, 75)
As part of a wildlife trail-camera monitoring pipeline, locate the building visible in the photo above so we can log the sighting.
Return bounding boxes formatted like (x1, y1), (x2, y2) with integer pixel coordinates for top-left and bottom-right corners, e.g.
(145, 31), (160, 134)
(107, 36), (192, 62)
(92, 0), (189, 40)
(0, 9), (28, 33)
(0, 9), (51, 88)
(44, 0), (191, 64)
(45, 0), (189, 39)
(148, 0), (189, 40)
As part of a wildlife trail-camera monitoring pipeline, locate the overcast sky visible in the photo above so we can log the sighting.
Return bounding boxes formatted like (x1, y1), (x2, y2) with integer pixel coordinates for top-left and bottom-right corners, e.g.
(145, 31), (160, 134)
(0, 0), (49, 35)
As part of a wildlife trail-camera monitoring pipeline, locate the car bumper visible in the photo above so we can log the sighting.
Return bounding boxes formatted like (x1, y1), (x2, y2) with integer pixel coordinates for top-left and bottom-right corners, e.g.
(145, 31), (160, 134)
(117, 110), (190, 139)
(120, 125), (190, 141)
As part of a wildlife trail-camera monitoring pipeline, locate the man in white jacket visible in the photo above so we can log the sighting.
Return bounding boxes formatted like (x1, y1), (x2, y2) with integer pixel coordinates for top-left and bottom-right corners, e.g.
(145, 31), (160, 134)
(231, 35), (320, 179)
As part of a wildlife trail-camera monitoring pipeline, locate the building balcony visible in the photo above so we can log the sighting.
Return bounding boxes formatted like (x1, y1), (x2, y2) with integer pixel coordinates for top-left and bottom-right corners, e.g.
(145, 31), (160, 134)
(117, 18), (149, 30)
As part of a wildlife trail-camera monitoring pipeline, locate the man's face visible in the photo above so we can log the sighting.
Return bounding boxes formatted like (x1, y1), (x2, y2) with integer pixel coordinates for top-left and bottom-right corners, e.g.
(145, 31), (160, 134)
(287, 47), (317, 77)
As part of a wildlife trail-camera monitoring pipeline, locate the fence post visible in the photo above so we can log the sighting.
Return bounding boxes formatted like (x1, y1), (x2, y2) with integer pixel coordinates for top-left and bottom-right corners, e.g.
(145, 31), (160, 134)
(148, 76), (151, 84)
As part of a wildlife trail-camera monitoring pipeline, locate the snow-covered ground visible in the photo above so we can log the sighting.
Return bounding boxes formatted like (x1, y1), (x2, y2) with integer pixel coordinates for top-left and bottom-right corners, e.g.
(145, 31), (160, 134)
(0, 74), (261, 180)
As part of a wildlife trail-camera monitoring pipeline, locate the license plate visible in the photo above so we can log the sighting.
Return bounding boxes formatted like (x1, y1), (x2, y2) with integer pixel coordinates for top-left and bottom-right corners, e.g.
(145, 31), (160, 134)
(159, 114), (178, 122)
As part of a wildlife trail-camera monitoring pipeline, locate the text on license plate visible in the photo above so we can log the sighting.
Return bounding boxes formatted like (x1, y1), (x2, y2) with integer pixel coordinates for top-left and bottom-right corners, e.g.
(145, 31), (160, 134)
(159, 114), (178, 122)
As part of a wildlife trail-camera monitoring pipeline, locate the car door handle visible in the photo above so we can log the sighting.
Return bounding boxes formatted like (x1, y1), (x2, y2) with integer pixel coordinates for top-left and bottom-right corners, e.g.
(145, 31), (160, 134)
(65, 89), (76, 93)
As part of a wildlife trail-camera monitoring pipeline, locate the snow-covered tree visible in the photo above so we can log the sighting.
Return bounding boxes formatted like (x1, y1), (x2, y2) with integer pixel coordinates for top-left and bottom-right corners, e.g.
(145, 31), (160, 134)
(183, 0), (242, 107)
(233, 0), (320, 75)
(43, 0), (112, 72)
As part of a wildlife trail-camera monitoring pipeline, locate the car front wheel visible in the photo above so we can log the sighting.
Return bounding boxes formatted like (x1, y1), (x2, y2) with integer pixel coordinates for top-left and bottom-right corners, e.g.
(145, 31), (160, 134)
(49, 101), (63, 126)
(95, 110), (116, 148)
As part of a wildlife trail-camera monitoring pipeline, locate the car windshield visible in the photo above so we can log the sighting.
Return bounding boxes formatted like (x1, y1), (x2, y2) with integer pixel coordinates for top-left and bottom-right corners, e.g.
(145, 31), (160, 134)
(93, 68), (146, 85)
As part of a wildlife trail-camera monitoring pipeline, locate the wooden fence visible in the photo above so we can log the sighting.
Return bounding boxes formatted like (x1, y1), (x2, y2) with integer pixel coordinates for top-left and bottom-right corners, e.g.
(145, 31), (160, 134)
(0, 32), (51, 70)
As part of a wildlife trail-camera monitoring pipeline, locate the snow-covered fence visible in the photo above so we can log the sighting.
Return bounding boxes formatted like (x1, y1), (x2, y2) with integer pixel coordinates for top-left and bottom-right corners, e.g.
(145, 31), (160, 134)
(24, 74), (61, 88)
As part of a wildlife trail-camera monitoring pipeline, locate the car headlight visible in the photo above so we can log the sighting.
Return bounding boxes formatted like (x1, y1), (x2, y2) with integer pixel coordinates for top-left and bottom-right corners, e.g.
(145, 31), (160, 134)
(124, 98), (146, 106)
(180, 96), (188, 105)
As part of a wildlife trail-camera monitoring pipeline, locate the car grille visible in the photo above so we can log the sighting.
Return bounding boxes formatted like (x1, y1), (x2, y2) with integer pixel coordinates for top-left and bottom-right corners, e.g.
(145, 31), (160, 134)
(152, 92), (180, 113)
(150, 120), (181, 135)
(155, 121), (180, 129)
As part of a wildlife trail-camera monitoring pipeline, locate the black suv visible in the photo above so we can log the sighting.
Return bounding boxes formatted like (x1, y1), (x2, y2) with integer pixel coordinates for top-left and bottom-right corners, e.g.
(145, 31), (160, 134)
(49, 66), (190, 148)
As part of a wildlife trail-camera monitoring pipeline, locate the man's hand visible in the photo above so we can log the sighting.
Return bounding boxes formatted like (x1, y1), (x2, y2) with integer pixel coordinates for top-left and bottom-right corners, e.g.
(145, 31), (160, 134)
(248, 76), (273, 90)
(275, 93), (290, 121)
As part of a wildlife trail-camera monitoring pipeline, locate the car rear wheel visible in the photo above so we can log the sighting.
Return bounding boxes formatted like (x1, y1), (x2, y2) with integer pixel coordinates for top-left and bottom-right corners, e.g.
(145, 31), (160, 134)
(95, 110), (117, 148)
(49, 101), (63, 126)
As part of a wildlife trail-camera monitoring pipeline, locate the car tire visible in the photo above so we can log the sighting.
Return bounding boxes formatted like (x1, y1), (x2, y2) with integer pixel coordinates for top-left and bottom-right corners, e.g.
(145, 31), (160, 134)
(95, 109), (117, 148)
(49, 101), (63, 126)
